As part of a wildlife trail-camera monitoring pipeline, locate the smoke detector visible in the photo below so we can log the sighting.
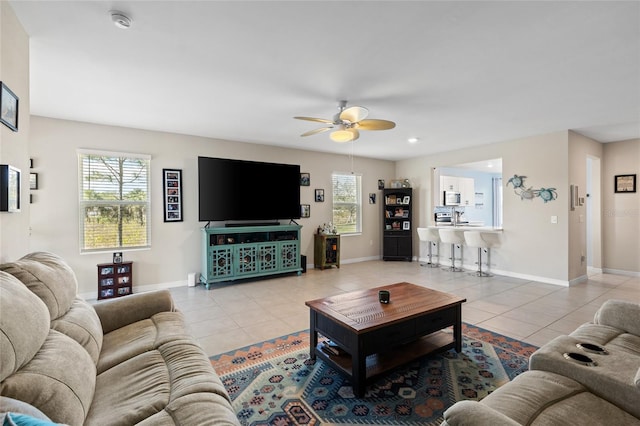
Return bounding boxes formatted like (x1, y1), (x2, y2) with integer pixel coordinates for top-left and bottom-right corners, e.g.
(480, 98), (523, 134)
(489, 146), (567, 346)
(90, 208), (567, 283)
(110, 10), (132, 29)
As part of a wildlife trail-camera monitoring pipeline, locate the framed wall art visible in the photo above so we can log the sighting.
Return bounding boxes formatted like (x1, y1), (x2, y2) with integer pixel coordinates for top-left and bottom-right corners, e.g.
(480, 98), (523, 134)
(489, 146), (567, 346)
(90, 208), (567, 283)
(163, 169), (183, 222)
(0, 82), (19, 132)
(615, 174), (636, 193)
(301, 204), (310, 218)
(30, 173), (38, 190)
(300, 173), (310, 186)
(315, 188), (324, 202)
(0, 164), (21, 212)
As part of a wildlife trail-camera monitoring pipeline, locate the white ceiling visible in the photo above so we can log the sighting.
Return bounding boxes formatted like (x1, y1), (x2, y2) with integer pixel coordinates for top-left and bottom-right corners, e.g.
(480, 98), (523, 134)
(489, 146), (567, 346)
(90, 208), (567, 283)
(9, 1), (640, 161)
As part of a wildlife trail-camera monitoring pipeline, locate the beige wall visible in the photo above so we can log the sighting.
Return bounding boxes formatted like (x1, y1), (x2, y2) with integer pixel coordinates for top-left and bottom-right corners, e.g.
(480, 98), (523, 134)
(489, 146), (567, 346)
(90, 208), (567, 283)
(602, 138), (640, 273)
(28, 116), (395, 297)
(0, 1), (30, 261)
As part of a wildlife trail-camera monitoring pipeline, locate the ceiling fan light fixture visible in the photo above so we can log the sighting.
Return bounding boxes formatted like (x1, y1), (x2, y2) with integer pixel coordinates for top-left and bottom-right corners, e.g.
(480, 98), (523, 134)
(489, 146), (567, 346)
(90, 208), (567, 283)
(330, 129), (355, 143)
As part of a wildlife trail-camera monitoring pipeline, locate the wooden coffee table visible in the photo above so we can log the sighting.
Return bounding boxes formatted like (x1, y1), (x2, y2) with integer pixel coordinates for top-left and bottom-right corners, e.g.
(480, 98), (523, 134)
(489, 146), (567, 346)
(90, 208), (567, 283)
(305, 282), (466, 397)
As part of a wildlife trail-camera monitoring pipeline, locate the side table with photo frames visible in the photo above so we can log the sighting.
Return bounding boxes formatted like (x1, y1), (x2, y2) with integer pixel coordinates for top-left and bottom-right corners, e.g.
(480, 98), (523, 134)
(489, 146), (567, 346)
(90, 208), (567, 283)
(97, 261), (133, 300)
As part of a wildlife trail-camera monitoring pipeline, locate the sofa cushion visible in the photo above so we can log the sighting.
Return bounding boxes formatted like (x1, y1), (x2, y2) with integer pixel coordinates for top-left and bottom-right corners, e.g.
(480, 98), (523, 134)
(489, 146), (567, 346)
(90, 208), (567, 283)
(571, 322), (640, 356)
(97, 311), (193, 374)
(0, 272), (50, 382)
(0, 397), (53, 421)
(0, 252), (77, 320)
(0, 330), (97, 425)
(86, 339), (234, 425)
(1, 253), (104, 364)
(51, 298), (103, 365)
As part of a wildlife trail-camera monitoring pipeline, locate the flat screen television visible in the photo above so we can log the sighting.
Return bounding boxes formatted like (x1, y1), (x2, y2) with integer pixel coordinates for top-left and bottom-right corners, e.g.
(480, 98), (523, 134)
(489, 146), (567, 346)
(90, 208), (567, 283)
(198, 156), (301, 222)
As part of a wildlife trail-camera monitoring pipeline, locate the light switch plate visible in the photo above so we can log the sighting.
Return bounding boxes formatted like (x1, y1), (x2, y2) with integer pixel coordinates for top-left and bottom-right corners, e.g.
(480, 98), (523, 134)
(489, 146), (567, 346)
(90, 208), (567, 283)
(551, 216), (558, 224)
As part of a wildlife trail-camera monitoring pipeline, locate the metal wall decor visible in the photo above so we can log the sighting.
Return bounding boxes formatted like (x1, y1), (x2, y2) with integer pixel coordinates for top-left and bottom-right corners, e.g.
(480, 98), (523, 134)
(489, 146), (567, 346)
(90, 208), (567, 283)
(507, 175), (557, 203)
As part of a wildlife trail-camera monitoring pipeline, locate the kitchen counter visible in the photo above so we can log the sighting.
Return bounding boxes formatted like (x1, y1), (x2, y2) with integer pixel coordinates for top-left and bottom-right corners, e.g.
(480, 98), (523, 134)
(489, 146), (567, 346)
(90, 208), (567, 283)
(429, 225), (503, 232)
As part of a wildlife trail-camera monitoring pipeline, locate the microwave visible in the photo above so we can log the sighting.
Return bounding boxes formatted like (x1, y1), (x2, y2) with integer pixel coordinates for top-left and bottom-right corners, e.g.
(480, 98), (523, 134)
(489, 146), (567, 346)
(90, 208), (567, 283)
(444, 191), (461, 206)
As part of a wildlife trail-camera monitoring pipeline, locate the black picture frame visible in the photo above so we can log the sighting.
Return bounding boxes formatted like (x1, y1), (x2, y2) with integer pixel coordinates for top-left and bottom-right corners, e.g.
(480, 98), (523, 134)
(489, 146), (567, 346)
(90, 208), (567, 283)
(300, 173), (310, 186)
(378, 179), (385, 190)
(315, 188), (324, 202)
(0, 164), (21, 212)
(163, 168), (183, 222)
(301, 204), (310, 218)
(30, 173), (38, 190)
(614, 174), (636, 193)
(0, 82), (19, 132)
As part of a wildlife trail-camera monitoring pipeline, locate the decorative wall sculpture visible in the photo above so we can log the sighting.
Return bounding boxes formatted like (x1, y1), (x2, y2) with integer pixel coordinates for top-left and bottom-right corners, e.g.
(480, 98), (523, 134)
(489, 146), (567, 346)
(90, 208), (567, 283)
(507, 175), (557, 203)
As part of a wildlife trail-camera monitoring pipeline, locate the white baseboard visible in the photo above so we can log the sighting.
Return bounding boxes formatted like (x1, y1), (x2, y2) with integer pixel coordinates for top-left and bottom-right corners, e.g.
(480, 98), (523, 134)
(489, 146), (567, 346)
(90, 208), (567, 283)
(602, 268), (640, 277)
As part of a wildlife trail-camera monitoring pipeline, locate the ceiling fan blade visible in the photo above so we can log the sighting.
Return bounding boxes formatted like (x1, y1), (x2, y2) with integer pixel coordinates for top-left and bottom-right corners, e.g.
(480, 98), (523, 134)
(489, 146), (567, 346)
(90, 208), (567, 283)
(339, 106), (368, 123)
(356, 119), (396, 131)
(294, 116), (334, 124)
(301, 127), (332, 137)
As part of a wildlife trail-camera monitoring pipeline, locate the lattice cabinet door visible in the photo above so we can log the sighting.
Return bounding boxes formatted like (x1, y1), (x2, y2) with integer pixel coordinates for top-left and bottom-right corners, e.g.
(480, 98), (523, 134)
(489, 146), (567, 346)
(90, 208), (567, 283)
(258, 243), (278, 272)
(280, 241), (299, 271)
(210, 246), (234, 278)
(236, 245), (258, 276)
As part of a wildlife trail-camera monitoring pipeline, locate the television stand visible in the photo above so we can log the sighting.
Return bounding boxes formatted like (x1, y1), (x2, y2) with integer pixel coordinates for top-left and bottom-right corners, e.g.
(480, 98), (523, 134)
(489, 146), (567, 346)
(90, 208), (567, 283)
(200, 224), (302, 288)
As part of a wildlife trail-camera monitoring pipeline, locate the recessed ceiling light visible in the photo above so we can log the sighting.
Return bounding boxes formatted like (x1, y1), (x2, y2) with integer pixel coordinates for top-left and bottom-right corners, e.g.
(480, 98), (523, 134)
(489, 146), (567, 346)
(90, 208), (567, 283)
(408, 137), (419, 144)
(110, 10), (132, 29)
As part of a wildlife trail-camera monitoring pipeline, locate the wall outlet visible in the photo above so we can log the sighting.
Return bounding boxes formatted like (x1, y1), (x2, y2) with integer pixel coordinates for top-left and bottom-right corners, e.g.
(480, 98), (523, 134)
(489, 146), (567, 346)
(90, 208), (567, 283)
(551, 216), (558, 224)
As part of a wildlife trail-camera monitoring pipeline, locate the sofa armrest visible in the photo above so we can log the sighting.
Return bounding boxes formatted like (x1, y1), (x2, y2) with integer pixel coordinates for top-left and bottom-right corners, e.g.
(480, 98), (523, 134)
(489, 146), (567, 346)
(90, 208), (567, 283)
(94, 290), (176, 334)
(593, 299), (640, 336)
(443, 401), (520, 426)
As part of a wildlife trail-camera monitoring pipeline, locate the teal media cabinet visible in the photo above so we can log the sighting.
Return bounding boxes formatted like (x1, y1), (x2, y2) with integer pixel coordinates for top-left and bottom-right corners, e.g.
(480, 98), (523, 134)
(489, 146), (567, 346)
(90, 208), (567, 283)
(200, 224), (302, 288)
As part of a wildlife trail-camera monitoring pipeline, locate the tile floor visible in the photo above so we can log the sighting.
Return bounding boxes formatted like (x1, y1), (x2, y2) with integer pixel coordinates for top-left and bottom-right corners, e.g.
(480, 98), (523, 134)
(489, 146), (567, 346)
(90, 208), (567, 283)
(168, 260), (639, 357)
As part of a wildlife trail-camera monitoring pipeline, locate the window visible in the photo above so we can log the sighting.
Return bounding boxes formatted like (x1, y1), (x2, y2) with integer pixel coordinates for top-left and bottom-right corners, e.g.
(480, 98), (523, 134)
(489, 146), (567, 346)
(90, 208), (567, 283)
(332, 172), (362, 234)
(78, 150), (151, 252)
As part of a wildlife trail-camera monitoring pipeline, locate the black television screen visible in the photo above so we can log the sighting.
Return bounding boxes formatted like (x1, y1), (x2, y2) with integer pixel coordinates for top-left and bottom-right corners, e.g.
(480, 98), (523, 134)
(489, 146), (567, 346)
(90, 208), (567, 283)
(198, 156), (301, 222)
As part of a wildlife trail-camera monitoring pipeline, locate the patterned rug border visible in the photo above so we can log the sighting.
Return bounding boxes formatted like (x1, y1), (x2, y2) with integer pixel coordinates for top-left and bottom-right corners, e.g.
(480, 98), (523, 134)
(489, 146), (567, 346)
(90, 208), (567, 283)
(210, 323), (538, 376)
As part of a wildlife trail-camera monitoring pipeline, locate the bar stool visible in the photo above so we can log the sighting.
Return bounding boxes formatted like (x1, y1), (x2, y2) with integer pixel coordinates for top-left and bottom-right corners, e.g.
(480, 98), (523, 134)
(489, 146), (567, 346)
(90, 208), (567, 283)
(417, 228), (440, 268)
(464, 231), (501, 277)
(438, 228), (466, 272)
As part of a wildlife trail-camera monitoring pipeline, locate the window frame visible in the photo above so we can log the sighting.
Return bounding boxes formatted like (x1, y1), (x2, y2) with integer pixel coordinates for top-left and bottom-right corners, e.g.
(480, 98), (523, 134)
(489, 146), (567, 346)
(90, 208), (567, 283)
(78, 149), (151, 253)
(331, 172), (362, 235)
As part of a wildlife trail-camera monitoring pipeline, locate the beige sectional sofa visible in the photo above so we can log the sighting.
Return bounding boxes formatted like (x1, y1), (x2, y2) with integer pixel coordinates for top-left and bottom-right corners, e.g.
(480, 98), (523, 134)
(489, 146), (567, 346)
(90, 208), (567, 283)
(0, 252), (240, 425)
(443, 299), (640, 425)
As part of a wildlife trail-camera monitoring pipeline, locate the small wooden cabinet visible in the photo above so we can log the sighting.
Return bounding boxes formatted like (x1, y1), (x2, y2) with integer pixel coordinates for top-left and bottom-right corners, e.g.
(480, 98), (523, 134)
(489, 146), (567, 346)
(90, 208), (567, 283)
(97, 261), (132, 299)
(314, 234), (340, 269)
(383, 188), (412, 261)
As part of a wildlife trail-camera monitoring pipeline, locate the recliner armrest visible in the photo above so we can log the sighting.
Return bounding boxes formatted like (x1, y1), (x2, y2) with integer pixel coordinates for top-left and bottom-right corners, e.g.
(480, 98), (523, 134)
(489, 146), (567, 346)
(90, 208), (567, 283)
(593, 299), (640, 336)
(93, 290), (176, 333)
(443, 400), (520, 426)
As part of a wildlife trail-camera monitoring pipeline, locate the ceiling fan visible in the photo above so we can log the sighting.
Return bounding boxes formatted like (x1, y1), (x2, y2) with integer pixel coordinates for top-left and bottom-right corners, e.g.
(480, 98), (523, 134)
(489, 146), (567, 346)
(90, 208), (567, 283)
(294, 100), (396, 142)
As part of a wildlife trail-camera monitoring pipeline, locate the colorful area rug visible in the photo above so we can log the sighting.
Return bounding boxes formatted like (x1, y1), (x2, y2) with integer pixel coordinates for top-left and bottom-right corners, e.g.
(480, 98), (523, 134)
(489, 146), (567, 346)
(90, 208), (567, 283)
(210, 324), (537, 425)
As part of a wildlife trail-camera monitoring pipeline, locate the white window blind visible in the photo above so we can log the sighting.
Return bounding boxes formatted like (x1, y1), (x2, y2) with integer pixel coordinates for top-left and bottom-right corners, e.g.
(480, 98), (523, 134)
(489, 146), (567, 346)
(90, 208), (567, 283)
(78, 150), (151, 252)
(332, 172), (362, 234)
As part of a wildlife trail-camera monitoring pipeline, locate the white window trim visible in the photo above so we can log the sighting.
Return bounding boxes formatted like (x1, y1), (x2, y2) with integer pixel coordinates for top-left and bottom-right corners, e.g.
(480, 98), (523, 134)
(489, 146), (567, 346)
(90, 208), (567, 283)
(78, 149), (152, 253)
(331, 171), (363, 235)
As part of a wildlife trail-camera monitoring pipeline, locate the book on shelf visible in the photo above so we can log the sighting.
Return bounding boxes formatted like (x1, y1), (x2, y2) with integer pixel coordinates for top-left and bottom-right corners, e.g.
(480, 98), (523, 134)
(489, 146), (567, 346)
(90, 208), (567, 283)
(321, 340), (345, 356)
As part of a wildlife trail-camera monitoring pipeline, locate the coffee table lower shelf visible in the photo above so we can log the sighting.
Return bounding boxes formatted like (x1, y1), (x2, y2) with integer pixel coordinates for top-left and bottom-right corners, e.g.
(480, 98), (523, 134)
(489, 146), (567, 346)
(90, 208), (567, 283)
(314, 330), (455, 388)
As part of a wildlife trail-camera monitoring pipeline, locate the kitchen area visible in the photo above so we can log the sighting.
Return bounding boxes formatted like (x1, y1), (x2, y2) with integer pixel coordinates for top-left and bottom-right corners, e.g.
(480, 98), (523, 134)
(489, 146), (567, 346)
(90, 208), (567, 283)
(421, 158), (504, 275)
(433, 159), (503, 229)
